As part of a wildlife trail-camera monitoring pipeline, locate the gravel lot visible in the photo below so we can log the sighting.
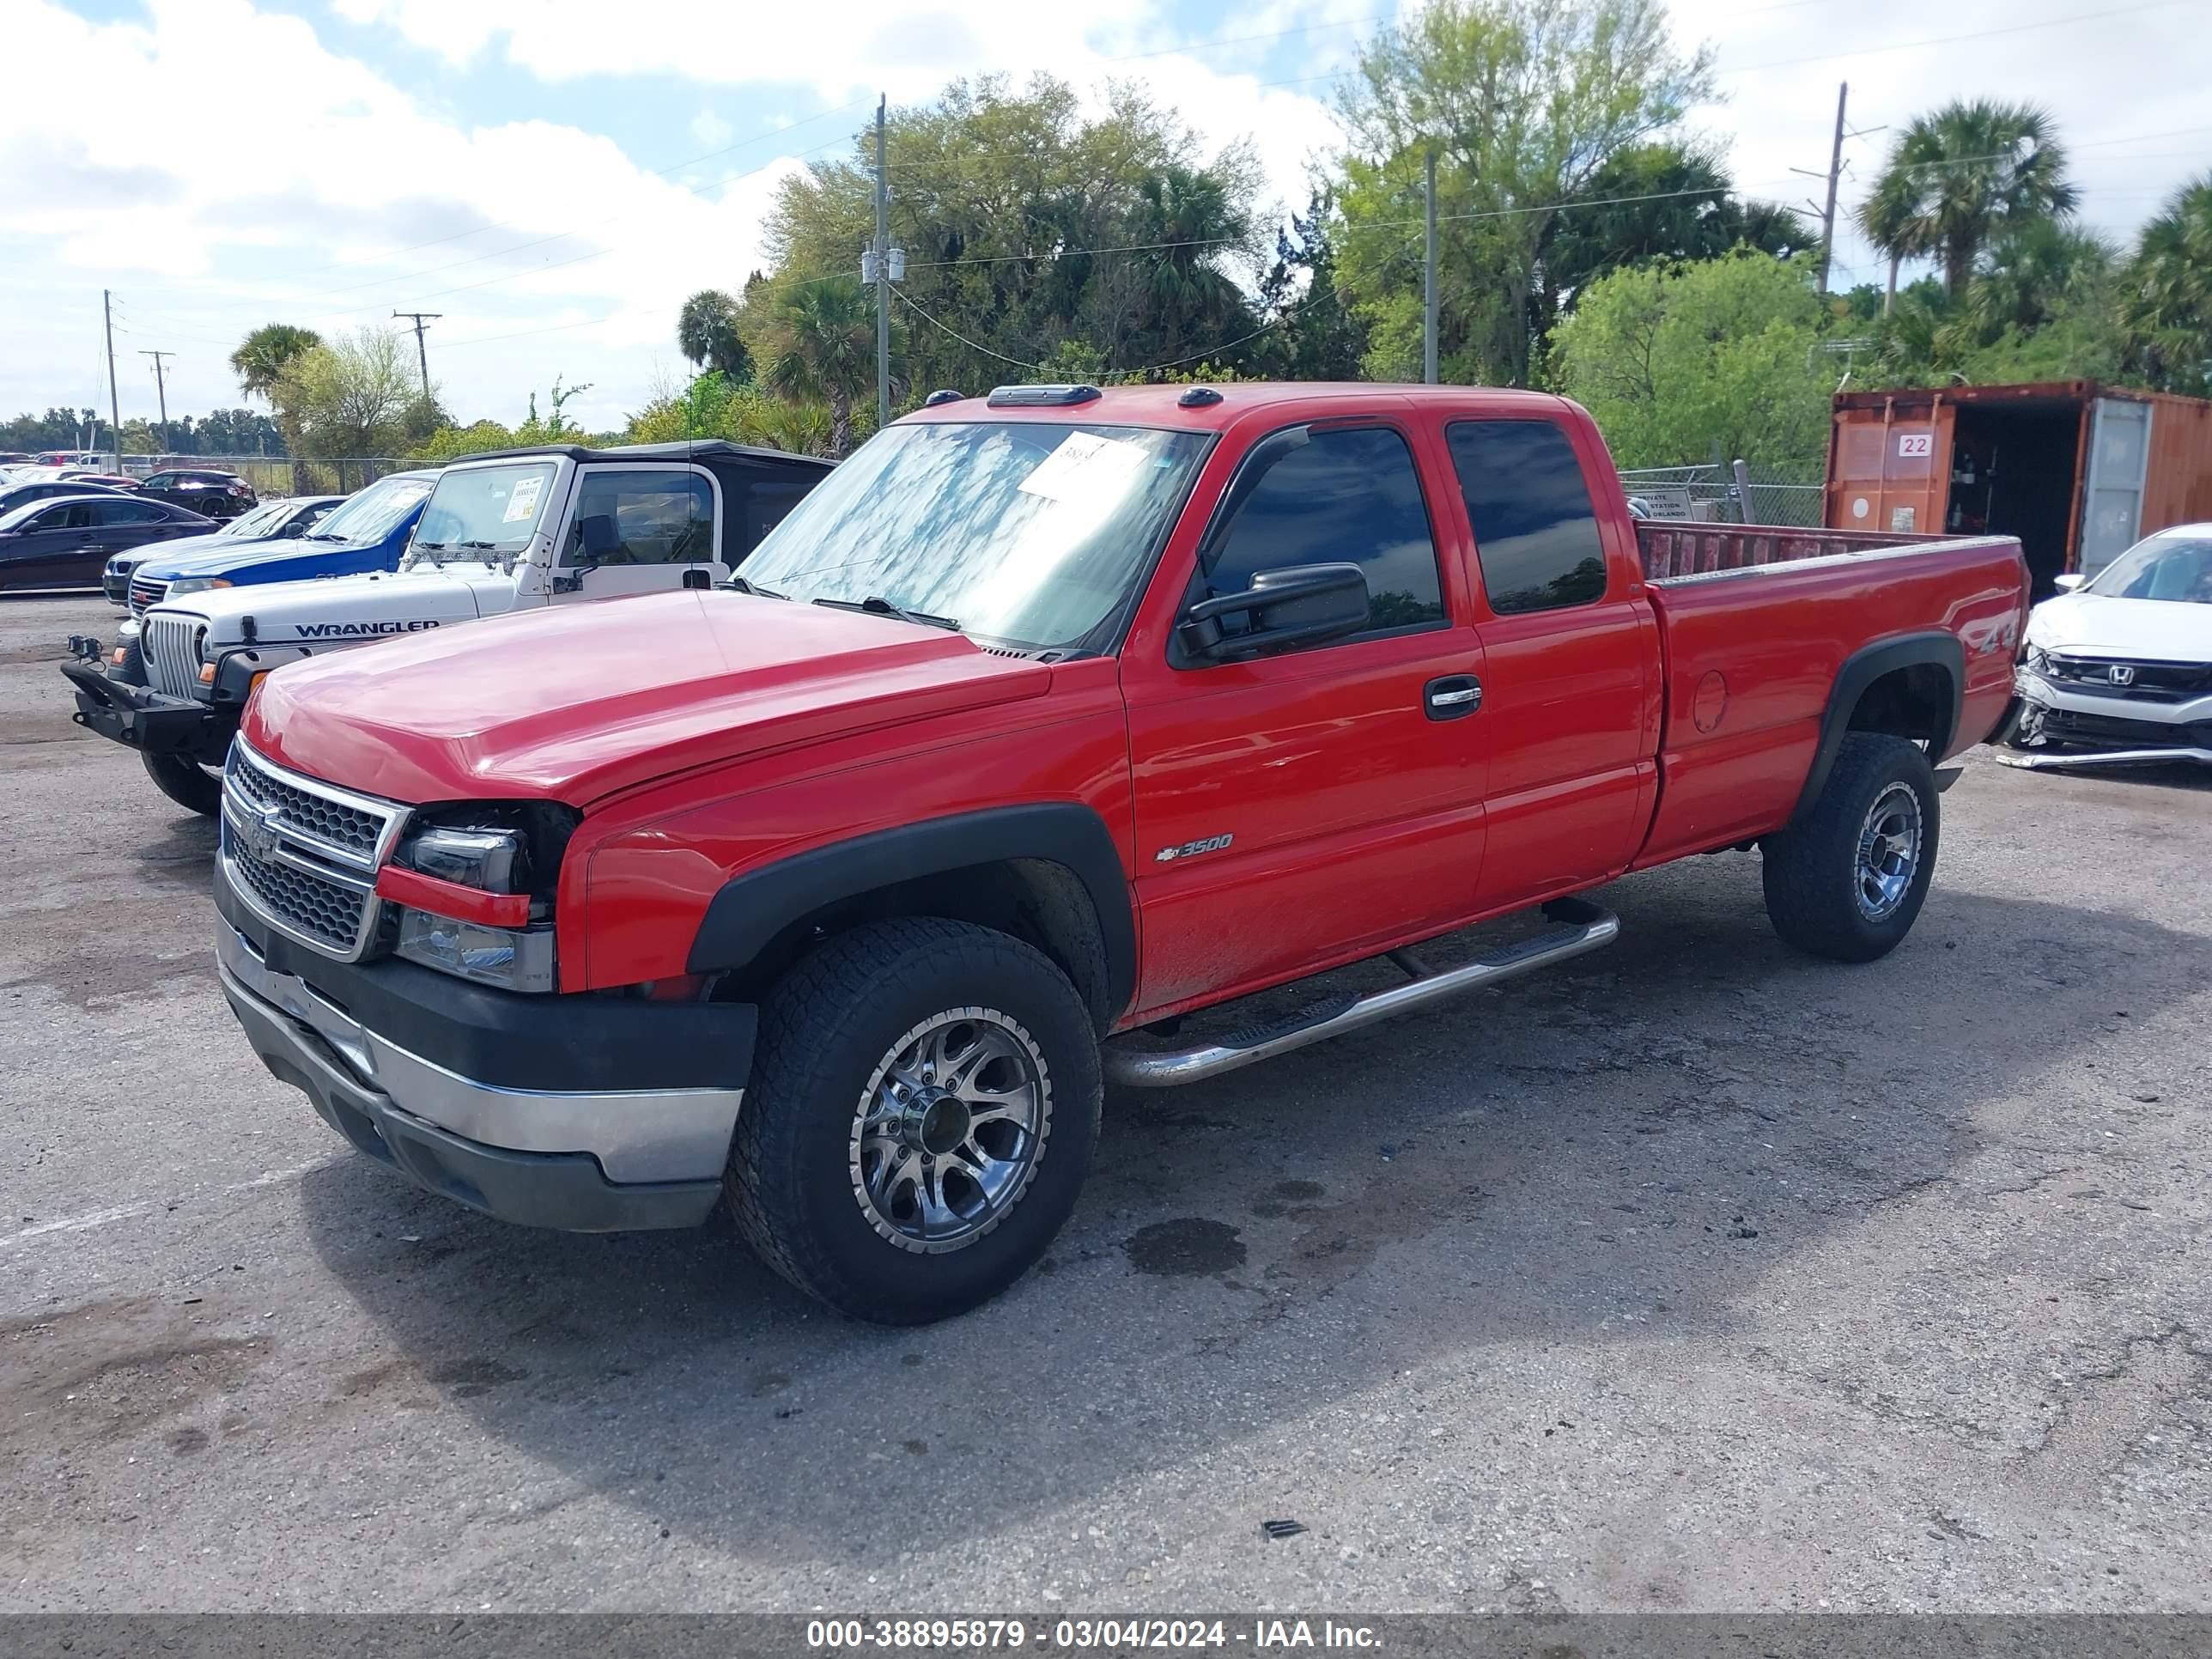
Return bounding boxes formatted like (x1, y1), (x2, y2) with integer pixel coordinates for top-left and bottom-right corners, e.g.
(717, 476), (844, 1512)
(3, 591), (2208, 1614)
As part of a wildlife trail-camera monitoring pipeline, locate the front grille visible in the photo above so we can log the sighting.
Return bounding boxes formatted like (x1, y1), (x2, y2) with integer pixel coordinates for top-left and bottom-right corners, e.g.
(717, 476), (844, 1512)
(129, 576), (168, 616)
(228, 744), (386, 861)
(2046, 655), (2212, 703)
(218, 741), (407, 960)
(222, 828), (371, 951)
(2043, 705), (2212, 748)
(141, 611), (201, 696)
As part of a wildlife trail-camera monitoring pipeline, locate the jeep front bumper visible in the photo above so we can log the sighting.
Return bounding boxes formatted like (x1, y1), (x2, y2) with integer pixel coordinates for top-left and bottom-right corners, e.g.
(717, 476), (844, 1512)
(61, 658), (230, 760)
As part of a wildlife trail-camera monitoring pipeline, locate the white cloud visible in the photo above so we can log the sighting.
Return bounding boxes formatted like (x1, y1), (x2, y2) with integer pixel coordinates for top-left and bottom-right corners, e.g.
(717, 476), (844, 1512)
(690, 108), (736, 149)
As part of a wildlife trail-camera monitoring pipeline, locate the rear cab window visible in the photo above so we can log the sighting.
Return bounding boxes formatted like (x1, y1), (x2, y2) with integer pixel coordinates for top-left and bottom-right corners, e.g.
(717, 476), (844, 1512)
(1445, 420), (1609, 615)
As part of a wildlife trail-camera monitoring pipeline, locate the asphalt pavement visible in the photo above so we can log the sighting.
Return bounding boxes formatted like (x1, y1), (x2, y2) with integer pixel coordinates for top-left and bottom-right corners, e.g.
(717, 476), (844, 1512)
(3, 592), (2208, 1613)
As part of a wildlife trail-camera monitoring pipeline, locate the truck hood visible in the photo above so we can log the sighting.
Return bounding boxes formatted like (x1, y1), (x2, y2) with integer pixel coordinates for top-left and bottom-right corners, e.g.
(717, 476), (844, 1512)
(2026, 592), (2212, 660)
(150, 562), (509, 645)
(244, 590), (1055, 805)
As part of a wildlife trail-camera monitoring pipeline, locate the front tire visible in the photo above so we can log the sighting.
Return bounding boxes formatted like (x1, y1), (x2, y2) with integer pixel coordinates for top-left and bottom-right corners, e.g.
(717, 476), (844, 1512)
(726, 917), (1102, 1323)
(1761, 732), (1939, 963)
(142, 749), (222, 817)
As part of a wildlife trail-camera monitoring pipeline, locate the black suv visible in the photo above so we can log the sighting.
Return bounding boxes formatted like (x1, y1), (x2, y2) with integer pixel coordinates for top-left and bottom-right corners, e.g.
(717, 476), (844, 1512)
(136, 468), (258, 520)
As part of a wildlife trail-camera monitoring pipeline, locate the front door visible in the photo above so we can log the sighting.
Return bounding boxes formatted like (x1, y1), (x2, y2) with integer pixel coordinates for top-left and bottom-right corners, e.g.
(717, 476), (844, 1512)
(2, 501), (102, 587)
(551, 464), (726, 603)
(1121, 416), (1490, 1018)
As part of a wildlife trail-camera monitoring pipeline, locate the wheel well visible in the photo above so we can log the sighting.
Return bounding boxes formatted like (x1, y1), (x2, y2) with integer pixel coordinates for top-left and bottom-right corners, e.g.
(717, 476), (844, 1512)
(1845, 662), (1956, 751)
(714, 857), (1115, 1034)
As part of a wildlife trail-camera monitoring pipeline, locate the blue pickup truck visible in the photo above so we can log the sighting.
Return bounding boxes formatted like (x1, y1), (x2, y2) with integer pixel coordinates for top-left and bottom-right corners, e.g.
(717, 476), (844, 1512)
(121, 468), (436, 617)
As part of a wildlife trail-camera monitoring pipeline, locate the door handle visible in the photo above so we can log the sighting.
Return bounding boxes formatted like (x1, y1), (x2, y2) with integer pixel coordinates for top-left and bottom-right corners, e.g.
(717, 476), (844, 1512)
(1424, 674), (1483, 720)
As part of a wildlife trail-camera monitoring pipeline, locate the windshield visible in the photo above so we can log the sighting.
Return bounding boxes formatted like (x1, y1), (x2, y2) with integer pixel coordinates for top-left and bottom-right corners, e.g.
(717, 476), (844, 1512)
(313, 476), (433, 545)
(2086, 533), (2212, 605)
(220, 499), (291, 538)
(738, 421), (1211, 651)
(404, 463), (557, 565)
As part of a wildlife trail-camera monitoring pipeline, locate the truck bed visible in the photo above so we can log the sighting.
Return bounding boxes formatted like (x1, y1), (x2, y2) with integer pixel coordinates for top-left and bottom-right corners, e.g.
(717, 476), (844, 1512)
(1636, 520), (1944, 580)
(1632, 533), (2028, 867)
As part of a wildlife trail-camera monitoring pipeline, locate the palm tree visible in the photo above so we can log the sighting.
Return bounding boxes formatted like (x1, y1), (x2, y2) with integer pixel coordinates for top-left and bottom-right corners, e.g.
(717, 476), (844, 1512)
(764, 276), (881, 459)
(229, 323), (321, 404)
(229, 323), (321, 488)
(2122, 172), (2212, 393)
(677, 289), (752, 382)
(1855, 100), (2079, 301)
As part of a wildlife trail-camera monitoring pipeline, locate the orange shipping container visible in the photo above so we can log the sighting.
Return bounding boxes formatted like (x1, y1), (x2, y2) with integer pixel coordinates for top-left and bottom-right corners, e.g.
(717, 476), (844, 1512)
(1826, 380), (2212, 598)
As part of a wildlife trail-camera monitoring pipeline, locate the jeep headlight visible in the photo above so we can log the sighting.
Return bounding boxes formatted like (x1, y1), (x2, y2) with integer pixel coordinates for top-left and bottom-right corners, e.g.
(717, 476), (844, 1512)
(165, 575), (233, 597)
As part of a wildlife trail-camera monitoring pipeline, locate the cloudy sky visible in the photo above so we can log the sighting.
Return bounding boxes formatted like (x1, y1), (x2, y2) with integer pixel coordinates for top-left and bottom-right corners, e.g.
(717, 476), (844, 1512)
(3, 0), (2205, 439)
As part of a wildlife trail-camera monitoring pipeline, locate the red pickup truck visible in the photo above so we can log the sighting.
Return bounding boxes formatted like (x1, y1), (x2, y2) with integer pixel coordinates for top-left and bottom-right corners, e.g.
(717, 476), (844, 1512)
(213, 383), (2027, 1322)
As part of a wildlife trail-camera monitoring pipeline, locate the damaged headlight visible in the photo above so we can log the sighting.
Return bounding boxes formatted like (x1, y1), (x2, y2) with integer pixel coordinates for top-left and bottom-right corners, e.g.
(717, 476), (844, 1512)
(387, 805), (578, 994)
(395, 908), (556, 994)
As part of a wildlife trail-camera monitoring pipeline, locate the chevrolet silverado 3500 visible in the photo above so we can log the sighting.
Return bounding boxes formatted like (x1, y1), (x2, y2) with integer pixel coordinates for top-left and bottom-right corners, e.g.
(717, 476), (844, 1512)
(211, 384), (2027, 1322)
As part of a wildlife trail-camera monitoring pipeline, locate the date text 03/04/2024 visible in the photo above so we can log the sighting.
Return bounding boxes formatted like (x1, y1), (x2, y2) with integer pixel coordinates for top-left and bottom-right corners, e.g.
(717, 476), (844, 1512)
(804, 1619), (1382, 1650)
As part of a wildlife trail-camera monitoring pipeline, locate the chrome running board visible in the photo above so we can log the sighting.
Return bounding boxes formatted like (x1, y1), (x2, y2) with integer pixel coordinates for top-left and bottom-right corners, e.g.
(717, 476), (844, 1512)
(1103, 896), (1620, 1088)
(1994, 746), (2212, 770)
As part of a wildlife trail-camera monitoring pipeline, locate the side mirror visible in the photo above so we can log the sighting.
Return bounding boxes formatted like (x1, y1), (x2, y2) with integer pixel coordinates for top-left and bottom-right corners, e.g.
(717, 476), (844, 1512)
(2053, 572), (2086, 592)
(574, 514), (618, 564)
(1178, 562), (1370, 662)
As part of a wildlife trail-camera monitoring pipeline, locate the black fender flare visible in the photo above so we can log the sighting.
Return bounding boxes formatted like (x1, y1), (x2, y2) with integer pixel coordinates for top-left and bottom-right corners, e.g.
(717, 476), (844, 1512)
(1792, 630), (1964, 822)
(685, 803), (1137, 1019)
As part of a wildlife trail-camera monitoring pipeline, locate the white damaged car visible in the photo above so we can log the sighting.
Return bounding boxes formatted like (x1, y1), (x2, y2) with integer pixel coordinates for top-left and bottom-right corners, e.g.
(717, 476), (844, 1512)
(2002, 523), (2212, 769)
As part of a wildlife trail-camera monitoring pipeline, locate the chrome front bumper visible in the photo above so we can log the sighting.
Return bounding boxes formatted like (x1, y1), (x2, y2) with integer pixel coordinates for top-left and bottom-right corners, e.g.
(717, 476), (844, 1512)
(217, 924), (738, 1230)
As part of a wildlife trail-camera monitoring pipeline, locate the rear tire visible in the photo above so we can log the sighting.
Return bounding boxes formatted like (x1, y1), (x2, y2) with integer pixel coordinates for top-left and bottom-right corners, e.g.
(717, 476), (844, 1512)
(1762, 732), (1939, 963)
(725, 917), (1102, 1324)
(142, 749), (221, 817)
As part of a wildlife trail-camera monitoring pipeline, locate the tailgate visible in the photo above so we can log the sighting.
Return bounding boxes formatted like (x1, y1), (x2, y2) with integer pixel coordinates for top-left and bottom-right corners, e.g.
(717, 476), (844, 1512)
(1634, 536), (2027, 866)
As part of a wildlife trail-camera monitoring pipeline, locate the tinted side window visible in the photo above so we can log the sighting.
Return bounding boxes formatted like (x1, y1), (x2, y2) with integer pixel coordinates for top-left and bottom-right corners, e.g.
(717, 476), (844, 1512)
(1200, 426), (1444, 641)
(565, 470), (714, 566)
(93, 500), (161, 525)
(26, 505), (73, 532)
(142, 473), (177, 489)
(1446, 420), (1608, 615)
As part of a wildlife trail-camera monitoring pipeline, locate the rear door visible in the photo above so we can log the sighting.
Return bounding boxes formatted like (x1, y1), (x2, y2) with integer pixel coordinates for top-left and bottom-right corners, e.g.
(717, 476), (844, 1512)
(2079, 398), (2154, 577)
(1440, 416), (1655, 908)
(1121, 413), (1490, 1016)
(550, 464), (723, 601)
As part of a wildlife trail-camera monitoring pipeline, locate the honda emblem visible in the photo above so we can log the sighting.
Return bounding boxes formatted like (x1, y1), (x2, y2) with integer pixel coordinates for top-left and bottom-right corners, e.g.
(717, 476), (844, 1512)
(2107, 665), (2135, 686)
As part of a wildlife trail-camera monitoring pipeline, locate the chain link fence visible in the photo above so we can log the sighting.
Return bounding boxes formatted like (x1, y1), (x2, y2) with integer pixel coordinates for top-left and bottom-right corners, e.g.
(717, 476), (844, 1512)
(1618, 462), (1826, 529)
(121, 455), (422, 495)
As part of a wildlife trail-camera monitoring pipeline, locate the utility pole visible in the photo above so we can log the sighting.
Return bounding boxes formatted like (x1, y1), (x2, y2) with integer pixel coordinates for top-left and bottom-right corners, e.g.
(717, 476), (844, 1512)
(873, 95), (891, 427)
(102, 289), (121, 468)
(1791, 82), (1881, 298)
(1423, 146), (1438, 386)
(392, 311), (441, 398)
(138, 349), (173, 454)
(1816, 82), (1848, 295)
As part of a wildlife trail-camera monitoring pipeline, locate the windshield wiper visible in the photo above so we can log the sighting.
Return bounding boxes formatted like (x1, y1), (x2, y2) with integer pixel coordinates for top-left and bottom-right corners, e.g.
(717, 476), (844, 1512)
(453, 539), (500, 553)
(301, 531), (349, 542)
(814, 594), (961, 631)
(724, 574), (787, 599)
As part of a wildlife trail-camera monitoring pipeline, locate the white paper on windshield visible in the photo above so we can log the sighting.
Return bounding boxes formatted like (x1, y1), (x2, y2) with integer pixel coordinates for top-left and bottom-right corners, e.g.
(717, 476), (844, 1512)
(502, 475), (545, 523)
(1018, 431), (1149, 507)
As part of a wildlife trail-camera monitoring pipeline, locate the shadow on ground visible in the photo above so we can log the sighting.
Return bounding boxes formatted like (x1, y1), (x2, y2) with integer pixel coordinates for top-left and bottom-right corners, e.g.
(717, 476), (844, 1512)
(292, 856), (2201, 1565)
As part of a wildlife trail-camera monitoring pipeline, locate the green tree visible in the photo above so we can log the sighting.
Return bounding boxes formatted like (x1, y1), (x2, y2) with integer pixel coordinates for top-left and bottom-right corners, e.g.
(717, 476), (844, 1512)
(229, 324), (322, 404)
(1538, 142), (1808, 332)
(1250, 191), (1370, 381)
(1333, 0), (1714, 386)
(760, 76), (1265, 389)
(677, 289), (754, 382)
(763, 275), (885, 458)
(1852, 100), (2078, 301)
(283, 327), (426, 457)
(2121, 172), (2212, 394)
(1549, 250), (1830, 469)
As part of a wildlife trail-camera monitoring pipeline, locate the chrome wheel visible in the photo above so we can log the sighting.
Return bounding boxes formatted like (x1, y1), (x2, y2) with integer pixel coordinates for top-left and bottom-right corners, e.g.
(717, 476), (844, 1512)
(1854, 783), (1922, 921)
(849, 1006), (1052, 1255)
